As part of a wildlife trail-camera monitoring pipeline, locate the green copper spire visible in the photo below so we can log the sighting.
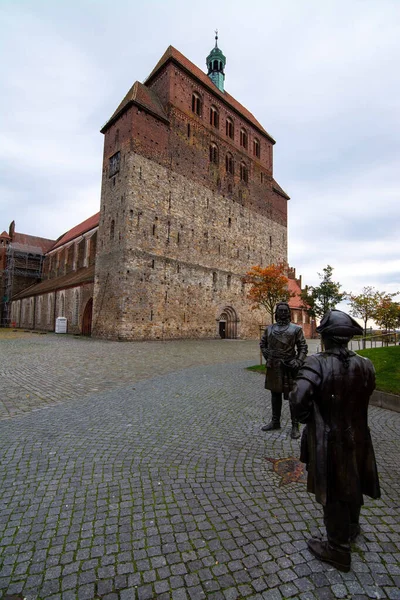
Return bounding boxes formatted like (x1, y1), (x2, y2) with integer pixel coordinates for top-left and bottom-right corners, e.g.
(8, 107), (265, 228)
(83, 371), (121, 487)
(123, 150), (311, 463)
(206, 30), (226, 92)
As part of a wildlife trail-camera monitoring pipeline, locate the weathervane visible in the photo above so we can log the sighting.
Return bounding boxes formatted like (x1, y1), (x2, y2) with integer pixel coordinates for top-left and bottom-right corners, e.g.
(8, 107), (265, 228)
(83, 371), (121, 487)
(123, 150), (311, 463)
(215, 29), (218, 47)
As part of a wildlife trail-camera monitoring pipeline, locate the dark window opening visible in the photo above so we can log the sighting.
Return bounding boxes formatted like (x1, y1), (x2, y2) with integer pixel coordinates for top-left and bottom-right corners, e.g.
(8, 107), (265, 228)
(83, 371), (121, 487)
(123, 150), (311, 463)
(226, 117), (234, 139)
(225, 153), (234, 174)
(191, 92), (202, 116)
(240, 162), (248, 183)
(109, 151), (120, 177)
(187, 123), (191, 137)
(253, 138), (260, 158)
(210, 106), (219, 128)
(110, 220), (115, 240)
(209, 144), (218, 164)
(240, 129), (248, 149)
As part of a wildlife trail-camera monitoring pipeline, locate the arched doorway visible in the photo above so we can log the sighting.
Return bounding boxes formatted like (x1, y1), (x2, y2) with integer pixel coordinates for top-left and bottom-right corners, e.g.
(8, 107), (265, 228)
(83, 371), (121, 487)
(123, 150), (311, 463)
(218, 306), (238, 339)
(81, 298), (93, 336)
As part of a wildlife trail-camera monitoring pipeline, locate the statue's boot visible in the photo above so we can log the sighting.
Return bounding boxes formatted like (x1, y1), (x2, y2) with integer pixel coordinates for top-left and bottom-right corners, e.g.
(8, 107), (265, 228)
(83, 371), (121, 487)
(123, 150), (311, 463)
(307, 538), (351, 572)
(261, 393), (282, 431)
(290, 406), (300, 439)
(350, 524), (361, 542)
(290, 421), (300, 439)
(349, 505), (361, 542)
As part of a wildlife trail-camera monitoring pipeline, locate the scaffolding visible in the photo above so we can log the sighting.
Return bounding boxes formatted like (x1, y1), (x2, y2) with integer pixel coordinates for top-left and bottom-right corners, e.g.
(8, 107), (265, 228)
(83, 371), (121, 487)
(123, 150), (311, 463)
(1, 244), (45, 326)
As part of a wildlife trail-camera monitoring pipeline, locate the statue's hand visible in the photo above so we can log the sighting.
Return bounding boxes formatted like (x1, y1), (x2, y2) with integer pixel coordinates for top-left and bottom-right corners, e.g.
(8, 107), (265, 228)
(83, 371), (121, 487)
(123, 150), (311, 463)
(288, 358), (303, 370)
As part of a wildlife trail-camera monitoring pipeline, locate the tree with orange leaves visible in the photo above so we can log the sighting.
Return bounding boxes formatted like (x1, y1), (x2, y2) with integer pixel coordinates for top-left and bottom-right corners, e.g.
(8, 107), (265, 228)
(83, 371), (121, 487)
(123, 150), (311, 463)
(242, 263), (294, 323)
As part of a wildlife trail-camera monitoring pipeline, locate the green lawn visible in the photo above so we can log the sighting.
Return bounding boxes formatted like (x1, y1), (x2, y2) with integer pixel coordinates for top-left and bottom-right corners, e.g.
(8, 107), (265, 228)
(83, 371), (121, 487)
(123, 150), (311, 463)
(247, 345), (400, 395)
(357, 345), (400, 395)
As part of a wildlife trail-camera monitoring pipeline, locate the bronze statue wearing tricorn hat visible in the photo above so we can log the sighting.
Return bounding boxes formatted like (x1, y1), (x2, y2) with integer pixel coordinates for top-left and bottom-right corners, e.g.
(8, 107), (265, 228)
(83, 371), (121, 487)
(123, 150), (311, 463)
(289, 309), (381, 572)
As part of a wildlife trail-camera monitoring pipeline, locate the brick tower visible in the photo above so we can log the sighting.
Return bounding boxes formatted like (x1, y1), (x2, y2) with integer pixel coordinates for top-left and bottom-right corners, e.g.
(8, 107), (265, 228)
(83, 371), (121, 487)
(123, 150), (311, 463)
(92, 39), (289, 340)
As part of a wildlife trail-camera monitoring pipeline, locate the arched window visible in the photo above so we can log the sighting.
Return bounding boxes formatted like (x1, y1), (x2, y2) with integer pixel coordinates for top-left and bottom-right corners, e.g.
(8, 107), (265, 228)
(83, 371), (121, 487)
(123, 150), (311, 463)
(48, 295), (53, 325)
(240, 128), (248, 149)
(210, 106), (219, 128)
(240, 162), (248, 183)
(226, 117), (234, 139)
(73, 289), (80, 326)
(60, 293), (65, 317)
(191, 92), (202, 116)
(225, 153), (234, 174)
(253, 138), (260, 158)
(37, 296), (42, 324)
(110, 220), (115, 241)
(209, 143), (218, 164)
(29, 298), (34, 326)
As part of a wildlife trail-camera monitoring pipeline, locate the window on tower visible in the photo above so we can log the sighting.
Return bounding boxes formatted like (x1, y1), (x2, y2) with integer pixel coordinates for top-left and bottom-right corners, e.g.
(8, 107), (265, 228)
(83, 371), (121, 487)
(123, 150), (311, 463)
(225, 153), (234, 175)
(226, 117), (234, 139)
(109, 151), (120, 177)
(210, 106), (219, 128)
(240, 128), (248, 149)
(209, 143), (218, 164)
(191, 92), (202, 116)
(240, 162), (248, 183)
(253, 138), (260, 158)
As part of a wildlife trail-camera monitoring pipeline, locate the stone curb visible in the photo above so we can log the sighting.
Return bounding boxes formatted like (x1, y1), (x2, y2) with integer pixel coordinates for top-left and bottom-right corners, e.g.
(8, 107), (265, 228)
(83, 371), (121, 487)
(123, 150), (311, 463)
(371, 389), (400, 412)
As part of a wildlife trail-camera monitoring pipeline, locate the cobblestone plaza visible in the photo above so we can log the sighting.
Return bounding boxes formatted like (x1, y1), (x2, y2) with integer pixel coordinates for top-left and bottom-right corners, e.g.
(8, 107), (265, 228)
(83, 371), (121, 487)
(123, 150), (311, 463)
(0, 332), (399, 599)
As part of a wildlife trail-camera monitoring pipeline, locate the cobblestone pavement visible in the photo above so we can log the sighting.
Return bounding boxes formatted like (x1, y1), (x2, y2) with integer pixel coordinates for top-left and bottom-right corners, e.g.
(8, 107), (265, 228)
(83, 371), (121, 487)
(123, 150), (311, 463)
(0, 333), (399, 599)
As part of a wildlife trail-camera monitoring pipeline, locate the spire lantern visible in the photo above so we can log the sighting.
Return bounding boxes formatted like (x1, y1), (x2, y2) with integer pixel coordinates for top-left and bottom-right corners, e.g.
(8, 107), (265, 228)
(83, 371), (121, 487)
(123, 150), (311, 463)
(206, 30), (226, 92)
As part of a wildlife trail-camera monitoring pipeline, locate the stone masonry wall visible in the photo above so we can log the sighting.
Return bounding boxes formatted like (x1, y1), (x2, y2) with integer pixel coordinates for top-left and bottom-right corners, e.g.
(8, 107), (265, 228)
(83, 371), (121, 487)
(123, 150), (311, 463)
(12, 284), (94, 334)
(93, 151), (286, 340)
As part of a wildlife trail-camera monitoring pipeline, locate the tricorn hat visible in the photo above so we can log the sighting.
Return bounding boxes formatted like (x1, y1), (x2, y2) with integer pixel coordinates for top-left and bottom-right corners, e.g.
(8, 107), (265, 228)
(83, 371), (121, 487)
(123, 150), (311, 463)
(316, 309), (363, 338)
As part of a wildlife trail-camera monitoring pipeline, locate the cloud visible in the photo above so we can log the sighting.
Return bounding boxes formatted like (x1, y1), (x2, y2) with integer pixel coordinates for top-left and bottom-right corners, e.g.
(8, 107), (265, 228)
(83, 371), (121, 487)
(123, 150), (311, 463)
(0, 0), (399, 302)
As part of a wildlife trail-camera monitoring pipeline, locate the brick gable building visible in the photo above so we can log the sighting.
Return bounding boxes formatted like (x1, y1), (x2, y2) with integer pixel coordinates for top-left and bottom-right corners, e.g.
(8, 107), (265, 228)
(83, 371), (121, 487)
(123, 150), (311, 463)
(92, 40), (290, 340)
(9, 214), (98, 334)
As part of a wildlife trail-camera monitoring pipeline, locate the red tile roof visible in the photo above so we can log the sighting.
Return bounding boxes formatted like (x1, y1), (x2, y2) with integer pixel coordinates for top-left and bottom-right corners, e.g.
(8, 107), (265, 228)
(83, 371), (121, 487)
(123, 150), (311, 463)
(272, 179), (290, 200)
(102, 81), (168, 132)
(1, 231), (11, 239)
(12, 233), (55, 254)
(288, 278), (303, 308)
(145, 46), (276, 143)
(51, 213), (100, 251)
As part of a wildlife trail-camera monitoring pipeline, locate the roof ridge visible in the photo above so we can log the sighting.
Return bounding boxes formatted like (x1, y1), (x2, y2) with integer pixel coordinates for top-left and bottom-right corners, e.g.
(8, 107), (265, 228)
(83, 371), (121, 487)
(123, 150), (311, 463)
(144, 46), (275, 142)
(51, 212), (100, 251)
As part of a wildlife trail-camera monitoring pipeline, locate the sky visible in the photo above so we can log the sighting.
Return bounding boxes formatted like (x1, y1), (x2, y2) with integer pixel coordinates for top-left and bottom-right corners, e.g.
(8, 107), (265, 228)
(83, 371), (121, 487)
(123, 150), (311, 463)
(1, 0), (399, 303)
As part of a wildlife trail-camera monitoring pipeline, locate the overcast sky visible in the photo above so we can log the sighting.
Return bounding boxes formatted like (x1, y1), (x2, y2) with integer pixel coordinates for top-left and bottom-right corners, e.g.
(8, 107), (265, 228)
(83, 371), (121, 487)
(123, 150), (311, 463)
(1, 0), (399, 301)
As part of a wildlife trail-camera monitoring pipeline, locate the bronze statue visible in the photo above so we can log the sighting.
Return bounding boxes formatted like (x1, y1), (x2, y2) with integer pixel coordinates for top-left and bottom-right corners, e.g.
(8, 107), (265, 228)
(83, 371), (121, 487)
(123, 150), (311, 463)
(260, 302), (308, 439)
(289, 309), (381, 572)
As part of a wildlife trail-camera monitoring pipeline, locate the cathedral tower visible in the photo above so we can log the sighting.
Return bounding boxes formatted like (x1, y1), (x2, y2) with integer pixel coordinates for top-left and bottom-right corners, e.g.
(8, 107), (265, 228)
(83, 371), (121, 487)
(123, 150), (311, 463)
(92, 43), (289, 340)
